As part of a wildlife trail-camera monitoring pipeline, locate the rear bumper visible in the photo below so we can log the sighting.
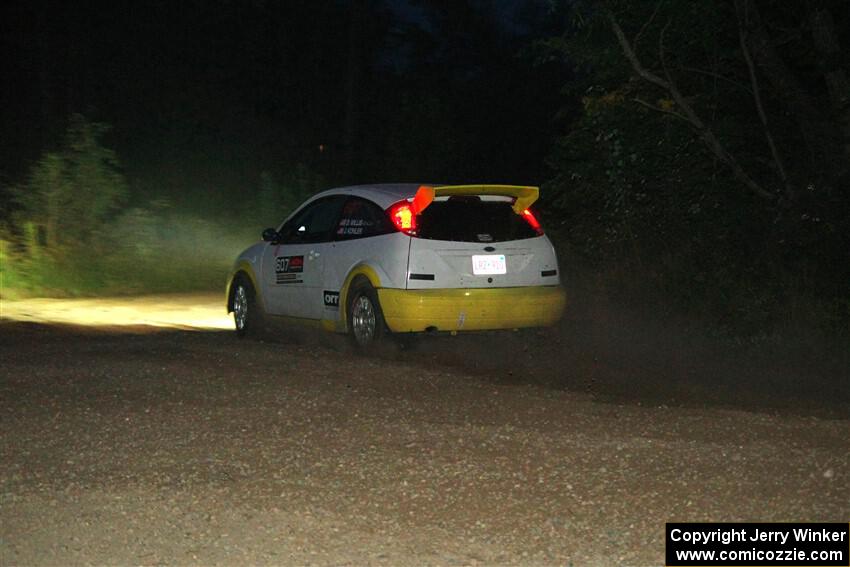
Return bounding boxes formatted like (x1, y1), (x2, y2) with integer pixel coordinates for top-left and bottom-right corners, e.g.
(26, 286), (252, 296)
(377, 286), (566, 333)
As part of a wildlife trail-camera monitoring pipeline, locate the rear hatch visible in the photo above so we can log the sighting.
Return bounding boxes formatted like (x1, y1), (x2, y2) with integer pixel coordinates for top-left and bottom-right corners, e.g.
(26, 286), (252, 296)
(404, 186), (560, 290)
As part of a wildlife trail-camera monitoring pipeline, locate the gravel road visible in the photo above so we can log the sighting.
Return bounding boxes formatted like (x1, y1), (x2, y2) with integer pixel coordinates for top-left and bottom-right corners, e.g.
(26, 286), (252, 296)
(1, 311), (848, 565)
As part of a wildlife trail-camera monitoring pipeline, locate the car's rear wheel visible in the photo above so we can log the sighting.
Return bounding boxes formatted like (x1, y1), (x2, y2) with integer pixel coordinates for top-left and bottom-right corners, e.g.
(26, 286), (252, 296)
(232, 277), (264, 338)
(347, 279), (385, 349)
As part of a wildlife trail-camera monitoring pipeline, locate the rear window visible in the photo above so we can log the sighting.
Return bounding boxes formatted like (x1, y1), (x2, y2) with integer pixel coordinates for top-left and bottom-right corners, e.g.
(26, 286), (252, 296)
(416, 197), (540, 243)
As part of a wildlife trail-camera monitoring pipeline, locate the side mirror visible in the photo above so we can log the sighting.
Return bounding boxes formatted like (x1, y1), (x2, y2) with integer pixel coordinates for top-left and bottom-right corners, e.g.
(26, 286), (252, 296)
(262, 228), (279, 242)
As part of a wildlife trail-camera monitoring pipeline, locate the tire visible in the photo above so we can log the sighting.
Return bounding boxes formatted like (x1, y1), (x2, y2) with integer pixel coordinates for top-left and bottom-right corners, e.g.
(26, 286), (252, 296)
(346, 278), (385, 349)
(232, 276), (264, 338)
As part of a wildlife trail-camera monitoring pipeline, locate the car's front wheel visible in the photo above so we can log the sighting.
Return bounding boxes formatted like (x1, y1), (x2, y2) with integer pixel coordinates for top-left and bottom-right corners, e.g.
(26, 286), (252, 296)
(232, 277), (264, 338)
(347, 279), (385, 349)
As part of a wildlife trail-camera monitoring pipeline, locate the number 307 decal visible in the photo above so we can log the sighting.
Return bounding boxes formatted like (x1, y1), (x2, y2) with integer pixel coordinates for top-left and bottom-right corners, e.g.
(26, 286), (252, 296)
(275, 255), (304, 284)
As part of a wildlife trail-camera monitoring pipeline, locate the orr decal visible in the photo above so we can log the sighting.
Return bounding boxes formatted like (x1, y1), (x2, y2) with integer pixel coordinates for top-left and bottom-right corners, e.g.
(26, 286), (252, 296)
(323, 291), (340, 309)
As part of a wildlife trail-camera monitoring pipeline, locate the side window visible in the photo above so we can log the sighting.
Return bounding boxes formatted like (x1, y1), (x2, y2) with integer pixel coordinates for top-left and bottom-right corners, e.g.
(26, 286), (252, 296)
(335, 197), (392, 240)
(279, 196), (346, 244)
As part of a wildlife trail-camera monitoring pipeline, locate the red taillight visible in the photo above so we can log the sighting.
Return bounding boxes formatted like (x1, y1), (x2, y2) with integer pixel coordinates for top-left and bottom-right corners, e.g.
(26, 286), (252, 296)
(521, 208), (544, 235)
(387, 201), (417, 235)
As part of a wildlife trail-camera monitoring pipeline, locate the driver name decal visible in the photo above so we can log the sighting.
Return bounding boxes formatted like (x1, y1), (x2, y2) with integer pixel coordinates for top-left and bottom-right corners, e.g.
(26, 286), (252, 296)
(275, 255), (304, 284)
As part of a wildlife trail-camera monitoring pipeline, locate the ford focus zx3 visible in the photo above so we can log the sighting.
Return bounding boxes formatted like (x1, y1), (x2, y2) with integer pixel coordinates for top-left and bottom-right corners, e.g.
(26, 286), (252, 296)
(226, 184), (566, 347)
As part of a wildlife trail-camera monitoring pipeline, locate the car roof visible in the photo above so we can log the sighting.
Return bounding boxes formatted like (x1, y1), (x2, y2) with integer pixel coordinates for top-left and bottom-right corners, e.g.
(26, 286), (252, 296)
(308, 183), (428, 209)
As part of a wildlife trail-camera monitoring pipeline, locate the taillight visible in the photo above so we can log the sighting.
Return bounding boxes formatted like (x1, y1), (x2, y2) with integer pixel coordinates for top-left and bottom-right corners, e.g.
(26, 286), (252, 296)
(387, 201), (417, 235)
(522, 208), (544, 235)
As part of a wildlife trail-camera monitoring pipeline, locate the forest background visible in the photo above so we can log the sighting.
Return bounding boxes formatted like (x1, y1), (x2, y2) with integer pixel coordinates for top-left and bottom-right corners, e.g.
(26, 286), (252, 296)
(1, 0), (848, 346)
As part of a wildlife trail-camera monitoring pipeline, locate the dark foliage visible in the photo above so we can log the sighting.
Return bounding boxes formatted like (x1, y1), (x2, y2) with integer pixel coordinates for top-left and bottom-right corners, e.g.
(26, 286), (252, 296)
(542, 0), (850, 336)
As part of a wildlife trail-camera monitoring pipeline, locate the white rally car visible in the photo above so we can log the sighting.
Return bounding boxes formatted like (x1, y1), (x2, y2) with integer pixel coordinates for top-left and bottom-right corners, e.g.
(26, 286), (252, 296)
(226, 184), (566, 347)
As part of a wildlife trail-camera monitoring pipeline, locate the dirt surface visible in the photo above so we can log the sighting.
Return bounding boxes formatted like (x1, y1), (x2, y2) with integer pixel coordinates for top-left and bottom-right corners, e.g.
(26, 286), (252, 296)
(1, 297), (849, 566)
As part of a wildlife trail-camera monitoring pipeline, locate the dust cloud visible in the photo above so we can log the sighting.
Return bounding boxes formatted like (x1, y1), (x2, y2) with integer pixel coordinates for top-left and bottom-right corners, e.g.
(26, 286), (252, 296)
(2, 290), (847, 417)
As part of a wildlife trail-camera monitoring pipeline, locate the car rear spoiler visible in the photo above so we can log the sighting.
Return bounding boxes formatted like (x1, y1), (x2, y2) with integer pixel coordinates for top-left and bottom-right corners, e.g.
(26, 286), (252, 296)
(412, 184), (539, 215)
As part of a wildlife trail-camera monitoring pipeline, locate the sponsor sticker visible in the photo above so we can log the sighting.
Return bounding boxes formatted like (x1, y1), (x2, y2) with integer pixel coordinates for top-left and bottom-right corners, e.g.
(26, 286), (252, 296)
(275, 255), (303, 273)
(275, 255), (304, 284)
(323, 291), (340, 309)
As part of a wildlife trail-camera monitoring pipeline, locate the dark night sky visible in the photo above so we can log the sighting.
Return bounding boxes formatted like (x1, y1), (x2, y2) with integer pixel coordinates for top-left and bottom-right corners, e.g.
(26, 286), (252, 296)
(0, 0), (566, 212)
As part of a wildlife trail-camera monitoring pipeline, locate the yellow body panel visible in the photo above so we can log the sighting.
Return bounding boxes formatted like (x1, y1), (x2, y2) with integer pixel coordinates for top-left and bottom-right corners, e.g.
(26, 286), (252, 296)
(377, 286), (565, 333)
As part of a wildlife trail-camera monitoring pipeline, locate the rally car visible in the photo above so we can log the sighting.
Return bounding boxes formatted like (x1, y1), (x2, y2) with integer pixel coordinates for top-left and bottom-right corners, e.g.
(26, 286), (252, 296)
(226, 184), (566, 347)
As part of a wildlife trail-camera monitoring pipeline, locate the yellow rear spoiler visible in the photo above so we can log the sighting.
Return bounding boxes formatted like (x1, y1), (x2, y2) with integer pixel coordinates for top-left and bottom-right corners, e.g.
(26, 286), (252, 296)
(411, 184), (539, 215)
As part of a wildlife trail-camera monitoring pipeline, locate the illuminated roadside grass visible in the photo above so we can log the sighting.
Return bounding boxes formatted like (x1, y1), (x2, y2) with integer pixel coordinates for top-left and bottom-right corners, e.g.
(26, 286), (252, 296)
(0, 293), (232, 330)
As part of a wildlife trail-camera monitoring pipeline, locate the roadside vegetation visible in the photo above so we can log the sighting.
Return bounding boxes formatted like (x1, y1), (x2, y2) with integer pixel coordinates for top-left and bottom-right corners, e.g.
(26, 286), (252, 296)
(0, 117), (322, 299)
(540, 0), (850, 345)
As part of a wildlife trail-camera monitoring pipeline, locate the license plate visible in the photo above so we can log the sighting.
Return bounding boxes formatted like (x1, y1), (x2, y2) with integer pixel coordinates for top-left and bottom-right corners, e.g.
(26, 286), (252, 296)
(472, 254), (506, 275)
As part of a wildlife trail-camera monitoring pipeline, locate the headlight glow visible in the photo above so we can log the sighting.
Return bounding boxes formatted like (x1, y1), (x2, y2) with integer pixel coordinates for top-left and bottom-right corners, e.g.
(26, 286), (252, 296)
(1, 294), (232, 330)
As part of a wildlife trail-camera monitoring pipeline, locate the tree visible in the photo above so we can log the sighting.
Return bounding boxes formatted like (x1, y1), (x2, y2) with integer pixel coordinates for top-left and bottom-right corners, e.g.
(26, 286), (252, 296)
(602, 0), (848, 201)
(543, 0), (850, 331)
(14, 114), (127, 252)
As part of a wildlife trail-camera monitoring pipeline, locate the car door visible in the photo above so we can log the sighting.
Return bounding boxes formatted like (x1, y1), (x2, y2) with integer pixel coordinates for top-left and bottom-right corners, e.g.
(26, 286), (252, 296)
(261, 195), (346, 319)
(321, 196), (400, 322)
